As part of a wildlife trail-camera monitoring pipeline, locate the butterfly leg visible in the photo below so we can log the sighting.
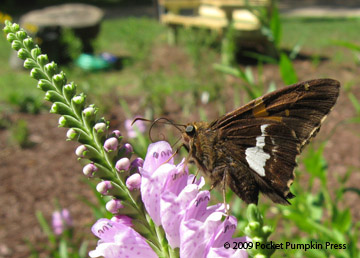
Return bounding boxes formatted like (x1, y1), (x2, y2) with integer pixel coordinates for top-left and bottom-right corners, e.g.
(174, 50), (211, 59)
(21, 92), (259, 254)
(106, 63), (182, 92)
(222, 169), (229, 216)
(192, 168), (200, 184)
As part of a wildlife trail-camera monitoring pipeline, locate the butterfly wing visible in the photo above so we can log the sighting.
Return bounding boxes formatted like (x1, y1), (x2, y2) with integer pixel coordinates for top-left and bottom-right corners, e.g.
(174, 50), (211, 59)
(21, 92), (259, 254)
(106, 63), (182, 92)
(211, 79), (340, 204)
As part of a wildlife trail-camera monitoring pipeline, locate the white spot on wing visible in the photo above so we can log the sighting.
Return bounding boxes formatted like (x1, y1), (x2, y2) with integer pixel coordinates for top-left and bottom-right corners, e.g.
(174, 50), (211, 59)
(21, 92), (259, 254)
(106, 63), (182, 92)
(245, 124), (270, 176)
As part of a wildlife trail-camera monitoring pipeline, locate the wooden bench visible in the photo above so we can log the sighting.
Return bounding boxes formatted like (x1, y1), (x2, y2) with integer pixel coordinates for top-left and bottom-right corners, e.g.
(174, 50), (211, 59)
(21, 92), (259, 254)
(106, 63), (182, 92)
(159, 0), (273, 63)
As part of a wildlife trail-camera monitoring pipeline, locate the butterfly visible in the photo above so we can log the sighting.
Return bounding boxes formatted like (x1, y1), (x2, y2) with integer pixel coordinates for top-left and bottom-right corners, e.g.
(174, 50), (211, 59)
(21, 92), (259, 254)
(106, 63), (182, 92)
(181, 78), (340, 205)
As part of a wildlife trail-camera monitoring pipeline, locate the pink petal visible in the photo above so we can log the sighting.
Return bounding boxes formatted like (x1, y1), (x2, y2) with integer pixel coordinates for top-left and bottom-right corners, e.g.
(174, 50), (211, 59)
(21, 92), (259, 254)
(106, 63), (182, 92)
(140, 164), (176, 225)
(143, 141), (173, 173)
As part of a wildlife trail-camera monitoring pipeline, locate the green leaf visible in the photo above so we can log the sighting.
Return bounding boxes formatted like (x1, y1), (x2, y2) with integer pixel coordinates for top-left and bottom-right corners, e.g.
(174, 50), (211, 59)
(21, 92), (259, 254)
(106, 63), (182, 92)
(332, 208), (351, 233)
(348, 92), (360, 114)
(35, 211), (56, 245)
(279, 53), (298, 85)
(59, 238), (68, 258)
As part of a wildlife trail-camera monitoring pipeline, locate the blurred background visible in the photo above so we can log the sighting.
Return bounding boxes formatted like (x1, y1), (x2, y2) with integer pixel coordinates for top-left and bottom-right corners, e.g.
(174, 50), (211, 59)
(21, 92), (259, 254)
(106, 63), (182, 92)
(0, 0), (359, 257)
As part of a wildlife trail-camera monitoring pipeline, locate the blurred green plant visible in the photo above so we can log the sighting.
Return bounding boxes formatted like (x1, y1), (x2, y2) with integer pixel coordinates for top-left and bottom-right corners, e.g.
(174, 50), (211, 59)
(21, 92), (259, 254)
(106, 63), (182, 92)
(10, 119), (32, 148)
(179, 27), (219, 66)
(61, 28), (82, 61)
(27, 209), (88, 258)
(333, 40), (360, 65)
(99, 17), (166, 62)
(276, 144), (360, 257)
(8, 92), (45, 114)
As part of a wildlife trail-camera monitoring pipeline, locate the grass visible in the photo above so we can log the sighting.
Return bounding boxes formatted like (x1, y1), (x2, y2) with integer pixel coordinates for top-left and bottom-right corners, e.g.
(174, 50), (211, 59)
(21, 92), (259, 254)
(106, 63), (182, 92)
(281, 17), (360, 60)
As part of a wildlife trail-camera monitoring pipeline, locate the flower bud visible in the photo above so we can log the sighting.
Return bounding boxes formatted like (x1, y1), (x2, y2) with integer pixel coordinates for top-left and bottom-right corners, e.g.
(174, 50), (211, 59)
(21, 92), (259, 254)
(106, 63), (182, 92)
(130, 157), (144, 173)
(124, 143), (133, 153)
(37, 79), (52, 92)
(106, 199), (124, 214)
(18, 48), (30, 60)
(75, 145), (87, 158)
(24, 58), (37, 69)
(66, 128), (78, 141)
(83, 163), (98, 178)
(31, 47), (41, 59)
(104, 137), (118, 152)
(30, 67), (44, 80)
(131, 157), (144, 168)
(58, 115), (81, 128)
(126, 173), (141, 191)
(112, 130), (121, 138)
(52, 72), (66, 90)
(11, 39), (21, 51)
(44, 61), (58, 77)
(94, 122), (107, 134)
(36, 54), (49, 66)
(83, 106), (96, 117)
(63, 82), (76, 101)
(16, 30), (27, 41)
(96, 181), (113, 195)
(115, 158), (130, 172)
(23, 37), (35, 50)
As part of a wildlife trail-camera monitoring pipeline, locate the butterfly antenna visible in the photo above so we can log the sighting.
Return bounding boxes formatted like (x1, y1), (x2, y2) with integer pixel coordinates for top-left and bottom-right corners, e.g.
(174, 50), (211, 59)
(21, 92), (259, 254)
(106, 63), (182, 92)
(132, 117), (186, 142)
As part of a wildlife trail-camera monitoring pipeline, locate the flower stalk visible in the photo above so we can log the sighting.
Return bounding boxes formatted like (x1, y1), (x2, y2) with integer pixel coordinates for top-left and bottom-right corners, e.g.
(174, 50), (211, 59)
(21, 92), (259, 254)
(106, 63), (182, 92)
(3, 20), (169, 257)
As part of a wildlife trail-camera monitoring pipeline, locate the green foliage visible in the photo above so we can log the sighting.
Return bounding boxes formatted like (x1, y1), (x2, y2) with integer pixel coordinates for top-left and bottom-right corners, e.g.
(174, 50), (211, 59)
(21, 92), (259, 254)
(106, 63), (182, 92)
(60, 28), (82, 61)
(10, 119), (32, 148)
(275, 144), (360, 258)
(8, 92), (45, 114)
(179, 27), (218, 66)
(98, 17), (166, 61)
(279, 53), (298, 85)
(214, 62), (270, 100)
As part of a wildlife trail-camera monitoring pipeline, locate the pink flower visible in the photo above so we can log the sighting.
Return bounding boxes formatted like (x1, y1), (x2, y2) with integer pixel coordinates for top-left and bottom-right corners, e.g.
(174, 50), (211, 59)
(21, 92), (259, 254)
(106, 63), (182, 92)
(52, 209), (73, 235)
(91, 141), (249, 257)
(89, 218), (157, 258)
(140, 141), (250, 257)
(139, 141), (174, 225)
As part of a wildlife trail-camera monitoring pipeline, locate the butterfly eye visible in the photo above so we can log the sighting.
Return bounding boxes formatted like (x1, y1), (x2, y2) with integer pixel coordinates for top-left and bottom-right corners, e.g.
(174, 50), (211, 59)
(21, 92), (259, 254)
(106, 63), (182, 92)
(185, 125), (195, 136)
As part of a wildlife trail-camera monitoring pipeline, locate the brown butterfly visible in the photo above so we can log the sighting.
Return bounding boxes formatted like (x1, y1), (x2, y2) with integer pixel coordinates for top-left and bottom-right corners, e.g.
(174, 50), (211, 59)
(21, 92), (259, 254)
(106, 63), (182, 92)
(135, 79), (340, 205)
(181, 79), (340, 205)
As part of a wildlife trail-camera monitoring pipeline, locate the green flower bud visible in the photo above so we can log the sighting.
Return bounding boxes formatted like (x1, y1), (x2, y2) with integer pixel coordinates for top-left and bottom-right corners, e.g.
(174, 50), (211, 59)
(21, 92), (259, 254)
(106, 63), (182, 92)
(15, 30), (27, 40)
(23, 37), (35, 50)
(37, 54), (49, 67)
(63, 82), (77, 101)
(50, 102), (72, 115)
(71, 94), (86, 114)
(6, 33), (16, 43)
(262, 226), (273, 237)
(45, 91), (64, 103)
(31, 67), (45, 80)
(44, 62), (58, 77)
(24, 58), (37, 69)
(31, 47), (41, 59)
(11, 40), (22, 51)
(17, 48), (29, 60)
(249, 221), (260, 231)
(52, 72), (66, 90)
(58, 115), (81, 128)
(37, 79), (53, 91)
